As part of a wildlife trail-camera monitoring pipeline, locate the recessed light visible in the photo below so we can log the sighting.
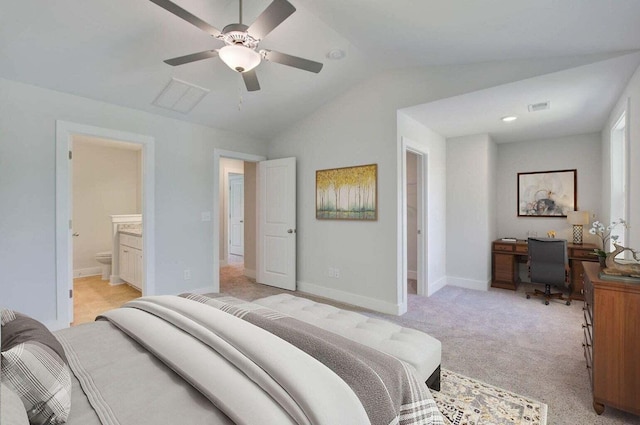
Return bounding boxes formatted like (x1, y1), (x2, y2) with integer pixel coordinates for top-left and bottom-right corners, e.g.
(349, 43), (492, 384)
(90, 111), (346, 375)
(501, 116), (518, 122)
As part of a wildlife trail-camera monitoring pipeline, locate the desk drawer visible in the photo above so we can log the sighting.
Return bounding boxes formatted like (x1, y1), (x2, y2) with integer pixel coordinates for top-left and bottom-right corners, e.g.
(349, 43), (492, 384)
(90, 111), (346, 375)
(515, 245), (528, 254)
(493, 243), (514, 252)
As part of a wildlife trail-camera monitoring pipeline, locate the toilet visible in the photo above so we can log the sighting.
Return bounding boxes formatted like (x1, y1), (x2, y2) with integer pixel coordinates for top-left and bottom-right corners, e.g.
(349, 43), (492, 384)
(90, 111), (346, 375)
(95, 251), (112, 280)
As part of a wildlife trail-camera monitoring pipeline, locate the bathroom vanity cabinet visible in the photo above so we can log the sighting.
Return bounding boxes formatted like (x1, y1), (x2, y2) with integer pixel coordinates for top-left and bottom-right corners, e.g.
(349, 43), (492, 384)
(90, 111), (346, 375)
(119, 233), (142, 291)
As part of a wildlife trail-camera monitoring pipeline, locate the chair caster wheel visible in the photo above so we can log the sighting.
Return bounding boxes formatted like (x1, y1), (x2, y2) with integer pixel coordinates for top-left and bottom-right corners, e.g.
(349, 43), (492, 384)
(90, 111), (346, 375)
(545, 301), (549, 305)
(566, 301), (571, 306)
(526, 294), (530, 299)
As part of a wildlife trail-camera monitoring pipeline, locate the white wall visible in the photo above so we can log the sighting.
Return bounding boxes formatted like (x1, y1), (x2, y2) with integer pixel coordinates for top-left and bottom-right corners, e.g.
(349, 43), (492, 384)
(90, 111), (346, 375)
(602, 63), (640, 251)
(0, 77), (267, 325)
(446, 134), (497, 290)
(496, 133), (602, 242)
(73, 141), (141, 274)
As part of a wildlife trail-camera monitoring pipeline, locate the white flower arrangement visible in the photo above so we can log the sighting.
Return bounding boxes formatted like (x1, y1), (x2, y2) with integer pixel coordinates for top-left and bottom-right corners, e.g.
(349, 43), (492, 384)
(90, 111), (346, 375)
(588, 218), (628, 257)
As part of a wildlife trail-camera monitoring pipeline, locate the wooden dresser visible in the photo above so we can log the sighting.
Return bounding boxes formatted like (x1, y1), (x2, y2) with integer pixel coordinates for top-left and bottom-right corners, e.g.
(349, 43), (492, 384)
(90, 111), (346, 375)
(582, 262), (640, 416)
(491, 240), (597, 300)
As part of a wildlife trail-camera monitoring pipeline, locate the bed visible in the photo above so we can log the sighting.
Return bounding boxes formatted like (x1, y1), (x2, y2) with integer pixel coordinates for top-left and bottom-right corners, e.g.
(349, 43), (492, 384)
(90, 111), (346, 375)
(1, 294), (445, 425)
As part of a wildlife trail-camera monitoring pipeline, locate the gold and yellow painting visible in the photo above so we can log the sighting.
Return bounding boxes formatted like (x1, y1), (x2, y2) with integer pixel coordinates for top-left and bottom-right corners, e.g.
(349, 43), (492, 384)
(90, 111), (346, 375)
(316, 164), (377, 220)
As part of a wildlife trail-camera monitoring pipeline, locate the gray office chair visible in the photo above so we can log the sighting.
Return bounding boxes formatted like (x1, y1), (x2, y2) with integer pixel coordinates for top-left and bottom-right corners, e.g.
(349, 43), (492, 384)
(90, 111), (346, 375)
(526, 237), (571, 305)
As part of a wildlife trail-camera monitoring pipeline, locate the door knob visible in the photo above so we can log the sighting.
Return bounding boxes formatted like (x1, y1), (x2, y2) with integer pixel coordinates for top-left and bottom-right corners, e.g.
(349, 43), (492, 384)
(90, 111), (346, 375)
(72, 233), (79, 237)
(287, 229), (296, 234)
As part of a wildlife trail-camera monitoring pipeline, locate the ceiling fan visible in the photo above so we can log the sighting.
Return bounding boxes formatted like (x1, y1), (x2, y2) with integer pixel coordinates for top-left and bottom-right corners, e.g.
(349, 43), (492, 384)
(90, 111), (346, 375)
(149, 0), (323, 91)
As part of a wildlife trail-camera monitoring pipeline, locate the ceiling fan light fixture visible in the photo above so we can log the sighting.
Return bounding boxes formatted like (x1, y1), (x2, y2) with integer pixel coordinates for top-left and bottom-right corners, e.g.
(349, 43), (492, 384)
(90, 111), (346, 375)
(219, 44), (261, 73)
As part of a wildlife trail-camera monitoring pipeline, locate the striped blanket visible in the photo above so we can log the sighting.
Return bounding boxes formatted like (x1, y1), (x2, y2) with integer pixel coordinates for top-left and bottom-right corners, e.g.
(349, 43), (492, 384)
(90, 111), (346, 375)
(183, 294), (444, 425)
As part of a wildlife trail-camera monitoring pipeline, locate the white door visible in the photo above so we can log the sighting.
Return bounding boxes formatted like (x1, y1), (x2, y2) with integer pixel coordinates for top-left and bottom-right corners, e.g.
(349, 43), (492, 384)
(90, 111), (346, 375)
(257, 157), (296, 290)
(229, 174), (244, 257)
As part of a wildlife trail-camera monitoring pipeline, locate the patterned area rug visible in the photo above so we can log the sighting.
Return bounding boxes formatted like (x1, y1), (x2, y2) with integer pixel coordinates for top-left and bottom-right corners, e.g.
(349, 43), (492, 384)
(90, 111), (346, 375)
(432, 369), (547, 425)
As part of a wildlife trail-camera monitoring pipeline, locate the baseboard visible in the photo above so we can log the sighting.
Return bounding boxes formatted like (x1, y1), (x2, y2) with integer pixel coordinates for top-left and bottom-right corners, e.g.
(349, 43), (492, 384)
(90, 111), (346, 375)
(297, 281), (401, 315)
(73, 267), (102, 278)
(244, 268), (256, 279)
(447, 276), (490, 291)
(181, 286), (217, 295)
(427, 276), (447, 296)
(408, 270), (417, 280)
(110, 275), (124, 286)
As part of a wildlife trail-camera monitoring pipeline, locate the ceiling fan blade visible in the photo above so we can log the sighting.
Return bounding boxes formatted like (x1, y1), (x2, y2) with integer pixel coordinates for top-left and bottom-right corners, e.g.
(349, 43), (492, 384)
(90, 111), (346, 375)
(262, 50), (323, 73)
(242, 69), (261, 92)
(164, 50), (219, 66)
(247, 0), (296, 40)
(149, 0), (221, 37)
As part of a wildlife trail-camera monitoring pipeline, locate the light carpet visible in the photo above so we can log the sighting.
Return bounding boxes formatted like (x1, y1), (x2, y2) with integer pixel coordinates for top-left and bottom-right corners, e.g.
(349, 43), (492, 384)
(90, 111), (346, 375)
(433, 368), (547, 425)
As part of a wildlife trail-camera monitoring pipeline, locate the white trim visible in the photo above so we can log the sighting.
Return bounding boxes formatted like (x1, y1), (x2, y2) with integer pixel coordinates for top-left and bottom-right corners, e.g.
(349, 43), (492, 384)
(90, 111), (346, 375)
(447, 276), (490, 291)
(297, 280), (401, 315)
(407, 270), (417, 280)
(55, 120), (155, 328)
(73, 267), (102, 278)
(180, 286), (216, 295)
(244, 268), (256, 279)
(213, 149), (266, 293)
(428, 276), (447, 296)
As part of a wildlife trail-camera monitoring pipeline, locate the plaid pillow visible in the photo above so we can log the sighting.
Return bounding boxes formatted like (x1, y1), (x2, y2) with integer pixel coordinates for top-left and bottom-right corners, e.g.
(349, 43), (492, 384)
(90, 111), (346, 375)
(1, 310), (71, 425)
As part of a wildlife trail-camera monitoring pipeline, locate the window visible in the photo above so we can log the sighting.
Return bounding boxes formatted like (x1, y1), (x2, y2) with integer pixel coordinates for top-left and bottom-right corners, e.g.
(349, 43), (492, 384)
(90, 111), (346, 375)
(609, 111), (629, 257)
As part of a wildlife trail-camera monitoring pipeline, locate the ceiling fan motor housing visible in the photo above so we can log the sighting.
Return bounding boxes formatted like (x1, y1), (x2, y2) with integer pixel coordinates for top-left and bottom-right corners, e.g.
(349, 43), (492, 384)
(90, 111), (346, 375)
(219, 24), (259, 49)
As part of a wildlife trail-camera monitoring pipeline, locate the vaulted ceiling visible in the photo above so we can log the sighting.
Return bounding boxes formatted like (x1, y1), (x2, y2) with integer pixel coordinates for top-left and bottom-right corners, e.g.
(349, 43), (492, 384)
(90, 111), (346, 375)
(2, 0), (640, 141)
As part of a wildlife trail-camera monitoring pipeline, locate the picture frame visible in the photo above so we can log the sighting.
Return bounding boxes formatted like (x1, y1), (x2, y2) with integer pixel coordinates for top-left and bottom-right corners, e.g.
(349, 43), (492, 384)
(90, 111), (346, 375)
(517, 169), (576, 217)
(316, 163), (377, 220)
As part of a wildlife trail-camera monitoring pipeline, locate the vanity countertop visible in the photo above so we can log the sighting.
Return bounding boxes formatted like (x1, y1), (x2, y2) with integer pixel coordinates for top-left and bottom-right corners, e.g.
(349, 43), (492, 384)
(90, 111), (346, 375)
(118, 223), (142, 237)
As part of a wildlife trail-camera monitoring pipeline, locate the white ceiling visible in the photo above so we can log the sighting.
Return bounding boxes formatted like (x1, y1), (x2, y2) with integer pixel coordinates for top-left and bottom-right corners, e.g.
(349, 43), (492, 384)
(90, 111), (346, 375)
(2, 0), (640, 142)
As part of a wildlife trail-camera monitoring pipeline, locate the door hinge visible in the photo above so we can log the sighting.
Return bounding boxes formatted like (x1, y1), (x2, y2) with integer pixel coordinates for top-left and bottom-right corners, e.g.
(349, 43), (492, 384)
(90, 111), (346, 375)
(69, 289), (73, 298)
(69, 219), (72, 230)
(68, 150), (72, 160)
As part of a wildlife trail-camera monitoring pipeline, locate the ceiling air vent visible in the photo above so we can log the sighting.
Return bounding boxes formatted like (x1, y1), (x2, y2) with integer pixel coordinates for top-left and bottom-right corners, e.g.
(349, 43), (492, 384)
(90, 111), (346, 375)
(152, 78), (210, 113)
(528, 101), (550, 112)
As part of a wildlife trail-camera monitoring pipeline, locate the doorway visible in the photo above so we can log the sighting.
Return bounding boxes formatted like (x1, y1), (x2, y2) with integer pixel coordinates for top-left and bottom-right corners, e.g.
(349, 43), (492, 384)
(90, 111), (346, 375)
(55, 120), (155, 329)
(71, 136), (142, 324)
(400, 137), (428, 313)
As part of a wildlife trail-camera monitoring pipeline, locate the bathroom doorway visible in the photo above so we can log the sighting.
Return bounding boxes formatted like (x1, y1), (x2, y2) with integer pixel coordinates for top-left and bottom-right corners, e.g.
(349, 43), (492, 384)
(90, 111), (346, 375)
(55, 120), (156, 329)
(71, 136), (142, 324)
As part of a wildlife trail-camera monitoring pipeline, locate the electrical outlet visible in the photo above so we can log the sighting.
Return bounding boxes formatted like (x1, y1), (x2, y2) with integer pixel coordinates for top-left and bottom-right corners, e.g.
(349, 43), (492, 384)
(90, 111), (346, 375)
(334, 268), (340, 278)
(183, 269), (191, 280)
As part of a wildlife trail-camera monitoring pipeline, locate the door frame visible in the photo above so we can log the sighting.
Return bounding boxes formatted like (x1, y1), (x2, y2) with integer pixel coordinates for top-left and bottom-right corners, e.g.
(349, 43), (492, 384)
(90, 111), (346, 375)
(212, 149), (266, 293)
(399, 137), (428, 310)
(55, 120), (155, 329)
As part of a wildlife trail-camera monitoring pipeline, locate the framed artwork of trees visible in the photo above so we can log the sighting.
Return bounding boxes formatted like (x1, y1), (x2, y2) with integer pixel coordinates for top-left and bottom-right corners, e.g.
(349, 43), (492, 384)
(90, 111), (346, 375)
(316, 164), (377, 220)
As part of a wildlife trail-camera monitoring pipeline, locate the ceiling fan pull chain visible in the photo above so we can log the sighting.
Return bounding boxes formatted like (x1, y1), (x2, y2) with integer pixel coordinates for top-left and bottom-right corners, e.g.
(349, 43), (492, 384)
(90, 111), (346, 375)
(238, 75), (243, 111)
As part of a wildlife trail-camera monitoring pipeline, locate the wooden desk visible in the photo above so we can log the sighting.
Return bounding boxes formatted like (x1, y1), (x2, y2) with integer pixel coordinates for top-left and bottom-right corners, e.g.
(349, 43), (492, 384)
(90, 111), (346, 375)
(583, 262), (640, 416)
(491, 239), (598, 300)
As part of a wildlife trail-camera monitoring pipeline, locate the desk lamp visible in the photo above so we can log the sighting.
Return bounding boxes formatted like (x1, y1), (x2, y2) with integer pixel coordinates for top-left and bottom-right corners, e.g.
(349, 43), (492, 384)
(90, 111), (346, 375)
(567, 211), (589, 244)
